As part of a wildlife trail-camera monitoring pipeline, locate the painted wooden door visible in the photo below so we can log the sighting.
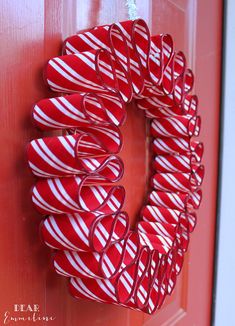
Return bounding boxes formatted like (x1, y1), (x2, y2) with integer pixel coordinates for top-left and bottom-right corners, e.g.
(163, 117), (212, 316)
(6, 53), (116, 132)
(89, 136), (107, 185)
(0, 0), (222, 325)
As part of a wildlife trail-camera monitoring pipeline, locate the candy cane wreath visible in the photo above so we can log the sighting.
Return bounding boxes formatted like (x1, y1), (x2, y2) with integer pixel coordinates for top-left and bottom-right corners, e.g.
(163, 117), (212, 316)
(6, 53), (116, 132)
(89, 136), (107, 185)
(27, 19), (204, 314)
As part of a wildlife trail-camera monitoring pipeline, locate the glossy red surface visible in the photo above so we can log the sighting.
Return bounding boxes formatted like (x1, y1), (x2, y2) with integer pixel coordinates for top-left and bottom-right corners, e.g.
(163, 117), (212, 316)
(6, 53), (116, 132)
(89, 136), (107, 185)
(0, 1), (222, 325)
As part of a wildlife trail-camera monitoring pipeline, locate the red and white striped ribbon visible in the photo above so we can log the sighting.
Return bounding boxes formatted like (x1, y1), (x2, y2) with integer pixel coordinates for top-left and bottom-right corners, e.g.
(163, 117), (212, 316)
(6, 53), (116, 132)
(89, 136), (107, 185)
(153, 137), (204, 159)
(32, 176), (125, 215)
(141, 205), (197, 233)
(142, 51), (189, 101)
(53, 231), (140, 279)
(46, 18), (193, 104)
(151, 116), (201, 138)
(148, 189), (202, 211)
(151, 169), (204, 193)
(45, 48), (133, 102)
(32, 92), (126, 130)
(41, 211), (129, 252)
(28, 19), (205, 314)
(27, 134), (124, 180)
(148, 34), (173, 87)
(154, 154), (196, 173)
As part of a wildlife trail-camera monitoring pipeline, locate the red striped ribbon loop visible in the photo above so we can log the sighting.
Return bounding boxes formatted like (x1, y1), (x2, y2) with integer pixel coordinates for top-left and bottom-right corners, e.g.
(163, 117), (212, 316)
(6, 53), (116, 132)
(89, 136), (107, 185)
(41, 211), (129, 253)
(32, 92), (126, 130)
(149, 34), (173, 87)
(63, 24), (133, 101)
(116, 246), (152, 305)
(144, 51), (186, 98)
(138, 99), (185, 118)
(148, 189), (202, 211)
(141, 205), (197, 233)
(28, 19), (204, 314)
(151, 170), (204, 193)
(74, 124), (123, 154)
(151, 116), (201, 138)
(116, 19), (150, 95)
(27, 134), (124, 181)
(184, 94), (198, 116)
(32, 176), (125, 215)
(45, 49), (132, 102)
(153, 137), (203, 157)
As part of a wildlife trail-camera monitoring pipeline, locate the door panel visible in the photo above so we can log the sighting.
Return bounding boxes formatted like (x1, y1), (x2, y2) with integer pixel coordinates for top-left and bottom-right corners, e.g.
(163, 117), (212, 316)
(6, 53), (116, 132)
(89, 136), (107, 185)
(0, 1), (222, 325)
(145, 1), (222, 325)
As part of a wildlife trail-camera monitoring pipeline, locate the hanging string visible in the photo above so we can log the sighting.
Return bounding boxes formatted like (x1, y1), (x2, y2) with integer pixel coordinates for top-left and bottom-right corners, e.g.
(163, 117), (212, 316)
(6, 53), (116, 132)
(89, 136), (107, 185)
(125, 0), (139, 20)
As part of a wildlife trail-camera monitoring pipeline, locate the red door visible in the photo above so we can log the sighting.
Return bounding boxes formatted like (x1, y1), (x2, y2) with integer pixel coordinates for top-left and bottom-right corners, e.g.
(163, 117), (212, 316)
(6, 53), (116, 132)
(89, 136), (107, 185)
(0, 1), (222, 325)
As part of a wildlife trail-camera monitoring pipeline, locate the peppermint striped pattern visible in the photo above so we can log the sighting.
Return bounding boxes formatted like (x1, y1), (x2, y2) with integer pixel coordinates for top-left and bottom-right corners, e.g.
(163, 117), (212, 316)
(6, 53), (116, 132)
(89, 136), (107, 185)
(28, 19), (204, 314)
(41, 211), (129, 252)
(27, 134), (123, 181)
(32, 92), (126, 130)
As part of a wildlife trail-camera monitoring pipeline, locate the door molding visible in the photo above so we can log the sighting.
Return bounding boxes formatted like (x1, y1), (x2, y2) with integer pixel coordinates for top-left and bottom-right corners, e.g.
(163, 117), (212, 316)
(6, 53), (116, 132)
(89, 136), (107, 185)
(214, 1), (235, 325)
